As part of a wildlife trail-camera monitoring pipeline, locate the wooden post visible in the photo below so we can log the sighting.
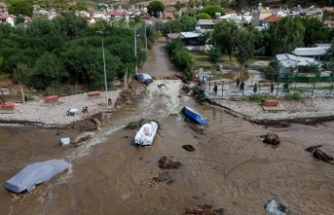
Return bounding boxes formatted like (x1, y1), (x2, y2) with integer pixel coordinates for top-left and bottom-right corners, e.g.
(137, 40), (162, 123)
(222, 81), (224, 98)
(330, 78), (334, 96)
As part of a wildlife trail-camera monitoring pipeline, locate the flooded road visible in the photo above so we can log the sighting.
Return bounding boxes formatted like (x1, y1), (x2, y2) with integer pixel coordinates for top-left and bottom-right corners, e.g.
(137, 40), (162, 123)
(140, 40), (177, 77)
(0, 80), (334, 215)
(1, 39), (334, 215)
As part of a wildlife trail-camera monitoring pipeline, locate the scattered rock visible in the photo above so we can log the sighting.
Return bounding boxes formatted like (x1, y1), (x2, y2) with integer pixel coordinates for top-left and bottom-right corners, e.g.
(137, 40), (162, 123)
(260, 133), (280, 145)
(182, 145), (196, 152)
(158, 156), (181, 169)
(184, 205), (224, 215)
(152, 172), (174, 184)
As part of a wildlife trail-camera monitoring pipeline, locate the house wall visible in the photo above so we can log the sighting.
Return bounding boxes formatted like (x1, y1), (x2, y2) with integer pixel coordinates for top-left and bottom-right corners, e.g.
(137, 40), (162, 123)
(185, 45), (213, 51)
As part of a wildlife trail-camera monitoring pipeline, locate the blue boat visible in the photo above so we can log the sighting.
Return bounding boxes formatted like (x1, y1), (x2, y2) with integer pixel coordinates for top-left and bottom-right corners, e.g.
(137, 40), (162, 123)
(184, 106), (209, 125)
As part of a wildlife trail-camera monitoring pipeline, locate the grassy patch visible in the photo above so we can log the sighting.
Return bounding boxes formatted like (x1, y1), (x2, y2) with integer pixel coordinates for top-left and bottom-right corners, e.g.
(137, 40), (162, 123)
(248, 93), (267, 102)
(285, 93), (301, 100)
(294, 87), (309, 94)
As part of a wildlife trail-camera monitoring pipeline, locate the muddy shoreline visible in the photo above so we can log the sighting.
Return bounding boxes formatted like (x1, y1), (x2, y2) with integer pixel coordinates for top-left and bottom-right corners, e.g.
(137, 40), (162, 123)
(204, 97), (334, 127)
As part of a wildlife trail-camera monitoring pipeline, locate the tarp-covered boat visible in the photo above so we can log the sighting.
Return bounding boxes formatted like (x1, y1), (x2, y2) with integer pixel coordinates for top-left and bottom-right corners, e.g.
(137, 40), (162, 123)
(134, 121), (158, 146)
(184, 106), (209, 125)
(5, 159), (70, 194)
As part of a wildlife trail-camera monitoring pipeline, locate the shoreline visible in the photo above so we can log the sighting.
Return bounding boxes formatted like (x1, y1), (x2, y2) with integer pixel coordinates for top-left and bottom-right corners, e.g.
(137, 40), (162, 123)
(207, 96), (334, 126)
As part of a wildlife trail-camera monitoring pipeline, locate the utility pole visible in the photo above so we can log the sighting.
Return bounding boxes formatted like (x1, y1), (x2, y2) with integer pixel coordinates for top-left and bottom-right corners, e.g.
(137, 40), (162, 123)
(134, 30), (138, 74)
(144, 24), (148, 53)
(96, 31), (108, 107)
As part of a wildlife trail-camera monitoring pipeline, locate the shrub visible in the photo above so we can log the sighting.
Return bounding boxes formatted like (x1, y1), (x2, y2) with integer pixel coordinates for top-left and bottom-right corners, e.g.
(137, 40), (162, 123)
(248, 93), (266, 101)
(285, 92), (301, 100)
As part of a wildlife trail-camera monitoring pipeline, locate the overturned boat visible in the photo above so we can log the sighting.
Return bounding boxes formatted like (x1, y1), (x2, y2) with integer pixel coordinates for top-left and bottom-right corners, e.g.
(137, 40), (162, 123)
(134, 121), (158, 146)
(5, 159), (70, 194)
(184, 106), (209, 125)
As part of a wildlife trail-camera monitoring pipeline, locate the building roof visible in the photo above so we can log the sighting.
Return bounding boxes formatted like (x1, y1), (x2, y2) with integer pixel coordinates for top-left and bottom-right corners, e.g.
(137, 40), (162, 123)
(197, 19), (215, 25)
(180, 31), (202, 38)
(276, 53), (321, 67)
(292, 47), (329, 56)
(263, 15), (281, 22)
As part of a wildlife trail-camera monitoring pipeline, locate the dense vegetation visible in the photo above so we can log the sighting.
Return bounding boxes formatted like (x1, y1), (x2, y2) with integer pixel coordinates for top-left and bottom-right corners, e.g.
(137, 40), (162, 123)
(0, 13), (156, 90)
(165, 15), (334, 80)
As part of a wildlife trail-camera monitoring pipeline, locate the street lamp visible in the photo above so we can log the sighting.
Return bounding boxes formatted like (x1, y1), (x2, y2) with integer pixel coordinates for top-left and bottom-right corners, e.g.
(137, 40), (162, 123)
(96, 31), (108, 107)
(144, 24), (147, 53)
(134, 30), (140, 74)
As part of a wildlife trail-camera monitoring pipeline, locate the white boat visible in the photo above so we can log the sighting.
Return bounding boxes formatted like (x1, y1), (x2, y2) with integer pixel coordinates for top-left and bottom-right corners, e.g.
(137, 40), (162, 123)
(134, 121), (158, 146)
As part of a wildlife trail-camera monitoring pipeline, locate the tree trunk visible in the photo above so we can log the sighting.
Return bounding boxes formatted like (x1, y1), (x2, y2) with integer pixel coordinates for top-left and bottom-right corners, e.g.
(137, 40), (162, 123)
(18, 80), (25, 104)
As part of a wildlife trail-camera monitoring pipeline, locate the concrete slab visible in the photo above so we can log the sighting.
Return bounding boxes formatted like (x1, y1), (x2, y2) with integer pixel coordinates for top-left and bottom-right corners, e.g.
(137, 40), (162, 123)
(262, 103), (287, 111)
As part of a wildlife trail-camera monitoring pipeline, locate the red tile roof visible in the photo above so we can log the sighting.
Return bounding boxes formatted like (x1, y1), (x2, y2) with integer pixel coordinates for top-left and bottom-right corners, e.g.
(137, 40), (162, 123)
(263, 15), (281, 22)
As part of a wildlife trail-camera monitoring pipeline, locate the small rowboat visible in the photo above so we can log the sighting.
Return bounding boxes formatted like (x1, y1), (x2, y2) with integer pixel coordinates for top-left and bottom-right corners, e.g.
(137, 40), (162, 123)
(134, 121), (158, 146)
(184, 106), (209, 125)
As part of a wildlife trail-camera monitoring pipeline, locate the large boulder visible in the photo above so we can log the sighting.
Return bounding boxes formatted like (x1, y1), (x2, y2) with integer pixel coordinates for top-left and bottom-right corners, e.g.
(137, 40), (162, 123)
(158, 156), (181, 169)
(260, 133), (280, 145)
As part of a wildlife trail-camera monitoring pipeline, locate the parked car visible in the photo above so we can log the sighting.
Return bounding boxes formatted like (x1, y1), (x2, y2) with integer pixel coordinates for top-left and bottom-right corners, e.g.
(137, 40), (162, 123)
(135, 73), (153, 85)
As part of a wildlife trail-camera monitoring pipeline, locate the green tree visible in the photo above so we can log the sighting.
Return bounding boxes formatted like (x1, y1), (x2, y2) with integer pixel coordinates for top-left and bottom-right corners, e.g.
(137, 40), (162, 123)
(201, 4), (225, 18)
(13, 63), (30, 103)
(30, 52), (68, 90)
(196, 12), (211, 19)
(236, 29), (254, 68)
(147, 1), (165, 18)
(212, 20), (240, 61)
(166, 38), (184, 57)
(15, 15), (25, 25)
(8, 0), (33, 16)
(172, 49), (193, 71)
(188, 0), (195, 8)
(174, 1), (185, 11)
(208, 47), (222, 65)
(307, 62), (322, 96)
(299, 17), (331, 47)
(268, 17), (305, 55)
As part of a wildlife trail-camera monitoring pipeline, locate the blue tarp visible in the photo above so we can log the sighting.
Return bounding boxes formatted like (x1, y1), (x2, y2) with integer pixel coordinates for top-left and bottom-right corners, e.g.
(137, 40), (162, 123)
(5, 159), (70, 194)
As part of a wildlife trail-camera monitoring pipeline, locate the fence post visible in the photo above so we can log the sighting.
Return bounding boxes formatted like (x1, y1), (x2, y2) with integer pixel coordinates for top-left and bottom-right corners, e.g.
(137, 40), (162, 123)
(222, 81), (224, 98)
(330, 78), (334, 96)
(251, 74), (253, 87)
(312, 79), (316, 96)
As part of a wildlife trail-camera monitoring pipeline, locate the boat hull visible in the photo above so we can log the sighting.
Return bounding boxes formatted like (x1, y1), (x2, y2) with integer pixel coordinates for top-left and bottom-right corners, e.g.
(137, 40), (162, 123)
(184, 106), (209, 125)
(134, 121), (158, 146)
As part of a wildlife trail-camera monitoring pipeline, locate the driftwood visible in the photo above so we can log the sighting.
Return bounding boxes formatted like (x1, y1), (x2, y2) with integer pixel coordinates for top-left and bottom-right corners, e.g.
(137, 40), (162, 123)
(305, 145), (323, 152)
(305, 145), (334, 163)
(313, 149), (334, 163)
(184, 205), (224, 215)
(182, 145), (196, 152)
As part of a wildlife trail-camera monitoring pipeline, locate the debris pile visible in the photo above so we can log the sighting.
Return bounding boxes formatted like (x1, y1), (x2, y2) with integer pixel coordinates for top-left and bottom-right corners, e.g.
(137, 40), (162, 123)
(305, 145), (334, 164)
(265, 199), (288, 215)
(184, 205), (224, 215)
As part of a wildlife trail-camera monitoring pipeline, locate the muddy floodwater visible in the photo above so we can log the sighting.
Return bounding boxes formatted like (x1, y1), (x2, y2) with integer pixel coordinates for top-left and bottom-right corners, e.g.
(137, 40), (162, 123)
(0, 80), (334, 215)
